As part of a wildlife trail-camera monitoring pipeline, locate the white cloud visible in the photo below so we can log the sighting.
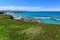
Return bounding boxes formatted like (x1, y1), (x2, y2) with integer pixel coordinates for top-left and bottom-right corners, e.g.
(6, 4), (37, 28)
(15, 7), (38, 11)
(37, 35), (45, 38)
(0, 6), (60, 11)
(0, 6), (15, 10)
(0, 6), (43, 11)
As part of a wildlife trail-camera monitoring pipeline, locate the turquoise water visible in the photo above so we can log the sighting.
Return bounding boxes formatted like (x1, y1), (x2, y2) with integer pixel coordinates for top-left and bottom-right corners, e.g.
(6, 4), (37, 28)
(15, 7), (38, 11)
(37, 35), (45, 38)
(10, 11), (60, 24)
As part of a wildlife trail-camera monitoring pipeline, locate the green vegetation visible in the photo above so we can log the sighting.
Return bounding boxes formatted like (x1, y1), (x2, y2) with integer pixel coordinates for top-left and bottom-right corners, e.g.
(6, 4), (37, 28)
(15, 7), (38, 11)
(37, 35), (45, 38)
(0, 15), (60, 40)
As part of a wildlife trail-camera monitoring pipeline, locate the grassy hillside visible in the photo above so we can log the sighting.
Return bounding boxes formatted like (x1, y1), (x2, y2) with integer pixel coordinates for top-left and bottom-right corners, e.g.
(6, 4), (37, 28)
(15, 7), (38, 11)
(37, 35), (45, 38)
(0, 15), (60, 40)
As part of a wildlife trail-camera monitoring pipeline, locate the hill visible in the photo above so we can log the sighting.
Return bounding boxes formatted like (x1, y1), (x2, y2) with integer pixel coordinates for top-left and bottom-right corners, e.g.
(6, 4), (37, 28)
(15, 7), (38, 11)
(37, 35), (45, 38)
(0, 15), (60, 40)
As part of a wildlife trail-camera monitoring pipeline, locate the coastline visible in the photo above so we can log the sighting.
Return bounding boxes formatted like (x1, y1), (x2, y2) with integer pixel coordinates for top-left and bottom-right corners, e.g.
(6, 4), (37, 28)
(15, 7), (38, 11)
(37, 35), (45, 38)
(1, 11), (60, 24)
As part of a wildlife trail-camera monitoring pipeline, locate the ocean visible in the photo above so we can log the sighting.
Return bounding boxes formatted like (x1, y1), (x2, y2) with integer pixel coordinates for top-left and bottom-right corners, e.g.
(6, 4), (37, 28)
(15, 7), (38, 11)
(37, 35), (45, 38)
(10, 11), (60, 24)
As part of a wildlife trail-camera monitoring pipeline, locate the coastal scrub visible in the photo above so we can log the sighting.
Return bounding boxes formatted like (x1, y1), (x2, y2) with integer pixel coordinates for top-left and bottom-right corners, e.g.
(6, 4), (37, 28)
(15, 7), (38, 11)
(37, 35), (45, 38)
(0, 15), (60, 40)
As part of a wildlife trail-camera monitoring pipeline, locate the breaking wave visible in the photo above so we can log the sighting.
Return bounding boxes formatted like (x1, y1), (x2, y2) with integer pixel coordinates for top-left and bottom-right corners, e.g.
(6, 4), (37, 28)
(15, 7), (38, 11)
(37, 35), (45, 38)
(34, 17), (51, 20)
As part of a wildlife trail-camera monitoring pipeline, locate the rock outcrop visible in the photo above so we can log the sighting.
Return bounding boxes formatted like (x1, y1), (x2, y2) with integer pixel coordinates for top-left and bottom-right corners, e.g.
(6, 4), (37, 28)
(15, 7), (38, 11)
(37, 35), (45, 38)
(0, 12), (4, 14)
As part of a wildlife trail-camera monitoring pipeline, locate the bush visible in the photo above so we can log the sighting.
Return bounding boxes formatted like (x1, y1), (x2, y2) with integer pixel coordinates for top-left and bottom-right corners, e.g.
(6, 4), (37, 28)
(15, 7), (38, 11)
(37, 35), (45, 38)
(0, 15), (13, 19)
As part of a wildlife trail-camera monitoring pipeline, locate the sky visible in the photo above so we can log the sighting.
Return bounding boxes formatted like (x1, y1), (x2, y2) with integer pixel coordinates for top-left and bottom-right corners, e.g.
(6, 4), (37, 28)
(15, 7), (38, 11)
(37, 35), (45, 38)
(0, 0), (60, 11)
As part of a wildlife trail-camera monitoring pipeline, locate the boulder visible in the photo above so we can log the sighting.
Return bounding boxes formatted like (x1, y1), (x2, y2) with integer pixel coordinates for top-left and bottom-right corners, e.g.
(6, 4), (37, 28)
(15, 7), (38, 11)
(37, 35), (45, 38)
(32, 19), (40, 23)
(24, 18), (31, 22)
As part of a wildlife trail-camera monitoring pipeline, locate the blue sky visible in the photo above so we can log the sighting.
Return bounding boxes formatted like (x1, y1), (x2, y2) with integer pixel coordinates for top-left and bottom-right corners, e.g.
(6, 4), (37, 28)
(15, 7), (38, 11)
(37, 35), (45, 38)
(0, 0), (60, 11)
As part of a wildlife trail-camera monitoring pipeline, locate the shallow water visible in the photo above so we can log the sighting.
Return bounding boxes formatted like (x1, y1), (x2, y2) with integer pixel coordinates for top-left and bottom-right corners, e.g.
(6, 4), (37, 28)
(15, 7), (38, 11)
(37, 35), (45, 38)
(10, 11), (60, 24)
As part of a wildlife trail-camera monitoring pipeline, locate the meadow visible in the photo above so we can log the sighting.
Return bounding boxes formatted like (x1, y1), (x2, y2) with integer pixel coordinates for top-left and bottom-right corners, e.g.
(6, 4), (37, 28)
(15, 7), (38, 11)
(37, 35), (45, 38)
(0, 15), (60, 40)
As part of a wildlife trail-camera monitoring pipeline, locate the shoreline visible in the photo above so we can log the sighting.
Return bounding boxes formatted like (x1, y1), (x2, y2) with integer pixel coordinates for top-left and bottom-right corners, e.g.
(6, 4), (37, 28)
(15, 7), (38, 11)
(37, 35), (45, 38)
(0, 11), (60, 24)
(13, 16), (60, 24)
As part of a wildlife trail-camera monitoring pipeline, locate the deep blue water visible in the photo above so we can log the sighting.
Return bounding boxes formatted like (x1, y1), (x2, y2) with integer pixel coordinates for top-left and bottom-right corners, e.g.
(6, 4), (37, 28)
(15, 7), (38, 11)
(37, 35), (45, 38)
(10, 11), (60, 24)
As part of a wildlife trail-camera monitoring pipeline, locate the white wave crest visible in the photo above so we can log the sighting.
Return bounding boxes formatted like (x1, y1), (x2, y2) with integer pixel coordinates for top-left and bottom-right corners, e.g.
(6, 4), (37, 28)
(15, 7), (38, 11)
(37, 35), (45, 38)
(34, 17), (51, 19)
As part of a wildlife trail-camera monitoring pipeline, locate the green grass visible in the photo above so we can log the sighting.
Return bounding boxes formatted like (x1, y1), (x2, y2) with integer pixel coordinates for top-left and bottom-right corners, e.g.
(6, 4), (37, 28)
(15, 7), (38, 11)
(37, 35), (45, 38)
(0, 15), (60, 40)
